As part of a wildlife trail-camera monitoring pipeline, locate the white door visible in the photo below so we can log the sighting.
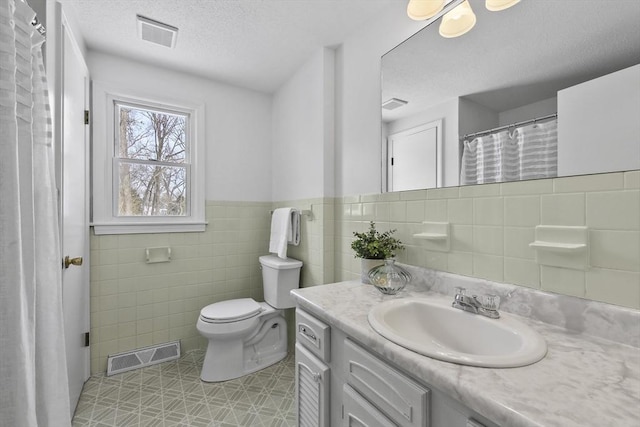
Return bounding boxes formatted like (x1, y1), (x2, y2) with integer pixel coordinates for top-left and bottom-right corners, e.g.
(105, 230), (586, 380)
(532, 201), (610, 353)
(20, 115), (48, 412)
(59, 17), (90, 415)
(388, 120), (442, 192)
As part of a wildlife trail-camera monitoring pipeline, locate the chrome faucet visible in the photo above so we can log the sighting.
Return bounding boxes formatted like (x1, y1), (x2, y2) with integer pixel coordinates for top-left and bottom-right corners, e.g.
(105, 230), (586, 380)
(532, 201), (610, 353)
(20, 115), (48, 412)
(452, 287), (500, 319)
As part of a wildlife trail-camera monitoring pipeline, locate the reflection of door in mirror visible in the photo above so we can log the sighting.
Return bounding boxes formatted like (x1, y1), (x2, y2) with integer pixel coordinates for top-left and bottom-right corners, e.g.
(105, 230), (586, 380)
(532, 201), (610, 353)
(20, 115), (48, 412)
(387, 120), (442, 192)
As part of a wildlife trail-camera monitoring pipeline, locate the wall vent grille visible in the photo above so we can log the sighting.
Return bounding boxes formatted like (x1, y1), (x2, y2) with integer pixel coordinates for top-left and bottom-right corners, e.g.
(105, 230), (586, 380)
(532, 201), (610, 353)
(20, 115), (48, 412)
(136, 15), (178, 48)
(107, 341), (180, 376)
(382, 98), (408, 110)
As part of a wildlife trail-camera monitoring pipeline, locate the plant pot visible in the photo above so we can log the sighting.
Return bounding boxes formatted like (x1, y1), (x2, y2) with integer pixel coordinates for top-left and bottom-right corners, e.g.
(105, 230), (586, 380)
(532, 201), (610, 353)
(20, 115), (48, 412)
(360, 258), (384, 284)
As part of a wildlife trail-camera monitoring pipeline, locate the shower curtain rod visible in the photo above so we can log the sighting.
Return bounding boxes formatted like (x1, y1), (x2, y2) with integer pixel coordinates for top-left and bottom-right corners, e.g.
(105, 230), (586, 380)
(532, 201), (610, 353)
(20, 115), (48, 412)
(31, 15), (45, 36)
(20, 0), (46, 36)
(461, 113), (557, 140)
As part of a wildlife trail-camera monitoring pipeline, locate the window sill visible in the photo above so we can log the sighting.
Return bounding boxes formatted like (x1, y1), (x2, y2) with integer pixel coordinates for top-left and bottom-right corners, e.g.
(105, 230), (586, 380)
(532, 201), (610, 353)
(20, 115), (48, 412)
(91, 221), (207, 235)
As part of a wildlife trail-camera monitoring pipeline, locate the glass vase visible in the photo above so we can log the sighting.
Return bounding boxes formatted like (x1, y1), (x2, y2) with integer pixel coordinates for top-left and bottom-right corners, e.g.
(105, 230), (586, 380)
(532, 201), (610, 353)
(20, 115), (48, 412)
(360, 258), (384, 284)
(367, 259), (411, 295)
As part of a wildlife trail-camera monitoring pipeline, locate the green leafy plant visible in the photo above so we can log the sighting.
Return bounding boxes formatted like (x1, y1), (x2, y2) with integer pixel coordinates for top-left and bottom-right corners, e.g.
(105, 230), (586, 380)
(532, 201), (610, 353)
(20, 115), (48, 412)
(351, 221), (404, 259)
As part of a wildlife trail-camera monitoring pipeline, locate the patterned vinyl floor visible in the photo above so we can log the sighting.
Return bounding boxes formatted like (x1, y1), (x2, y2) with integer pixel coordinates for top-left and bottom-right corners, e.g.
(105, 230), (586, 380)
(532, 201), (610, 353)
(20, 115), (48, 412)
(72, 350), (296, 427)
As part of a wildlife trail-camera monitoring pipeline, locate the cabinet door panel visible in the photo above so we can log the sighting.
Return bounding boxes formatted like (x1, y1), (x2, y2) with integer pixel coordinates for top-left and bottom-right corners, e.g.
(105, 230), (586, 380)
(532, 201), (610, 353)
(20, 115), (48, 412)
(344, 339), (429, 427)
(343, 385), (396, 427)
(296, 343), (330, 427)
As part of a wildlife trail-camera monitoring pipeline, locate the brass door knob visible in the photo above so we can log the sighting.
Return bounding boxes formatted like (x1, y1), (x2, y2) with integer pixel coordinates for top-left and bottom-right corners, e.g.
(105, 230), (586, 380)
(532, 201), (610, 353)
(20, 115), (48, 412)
(64, 256), (83, 269)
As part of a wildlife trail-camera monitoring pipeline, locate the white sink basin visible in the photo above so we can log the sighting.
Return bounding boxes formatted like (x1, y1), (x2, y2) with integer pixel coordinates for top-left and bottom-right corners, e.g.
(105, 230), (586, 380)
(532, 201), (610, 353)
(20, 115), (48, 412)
(368, 297), (547, 368)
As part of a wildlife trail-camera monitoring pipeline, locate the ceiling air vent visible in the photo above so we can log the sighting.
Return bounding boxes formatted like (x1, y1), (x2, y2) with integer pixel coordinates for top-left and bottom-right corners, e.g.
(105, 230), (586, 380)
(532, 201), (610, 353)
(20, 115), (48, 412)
(382, 98), (408, 110)
(136, 15), (178, 48)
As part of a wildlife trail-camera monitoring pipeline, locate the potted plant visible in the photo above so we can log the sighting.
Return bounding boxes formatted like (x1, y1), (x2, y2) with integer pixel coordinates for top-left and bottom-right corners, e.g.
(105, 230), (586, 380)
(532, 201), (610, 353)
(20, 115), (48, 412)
(351, 221), (404, 283)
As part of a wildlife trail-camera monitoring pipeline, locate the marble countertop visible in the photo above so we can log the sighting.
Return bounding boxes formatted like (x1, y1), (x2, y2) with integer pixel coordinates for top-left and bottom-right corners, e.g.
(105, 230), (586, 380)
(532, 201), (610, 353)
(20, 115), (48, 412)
(291, 281), (640, 427)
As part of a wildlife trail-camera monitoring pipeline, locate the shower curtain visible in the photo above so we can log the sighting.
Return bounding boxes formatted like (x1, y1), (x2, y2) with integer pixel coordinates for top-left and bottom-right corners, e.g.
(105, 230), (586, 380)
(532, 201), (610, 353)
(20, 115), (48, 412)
(461, 119), (558, 185)
(460, 131), (508, 185)
(1, 0), (72, 425)
(509, 120), (558, 180)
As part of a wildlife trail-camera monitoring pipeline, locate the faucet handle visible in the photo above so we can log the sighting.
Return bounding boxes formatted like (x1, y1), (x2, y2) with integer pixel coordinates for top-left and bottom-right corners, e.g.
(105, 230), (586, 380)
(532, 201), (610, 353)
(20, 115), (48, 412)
(478, 294), (501, 311)
(454, 287), (466, 296)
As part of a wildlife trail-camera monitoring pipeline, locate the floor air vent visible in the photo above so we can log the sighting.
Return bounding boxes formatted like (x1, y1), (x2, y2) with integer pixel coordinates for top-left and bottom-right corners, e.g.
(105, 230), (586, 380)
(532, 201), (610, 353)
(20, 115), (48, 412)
(107, 341), (180, 376)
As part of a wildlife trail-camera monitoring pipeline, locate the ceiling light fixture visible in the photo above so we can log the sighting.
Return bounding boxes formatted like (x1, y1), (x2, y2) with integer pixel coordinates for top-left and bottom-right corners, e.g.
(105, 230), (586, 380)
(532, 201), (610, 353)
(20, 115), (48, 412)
(407, 0), (446, 21)
(408, 0), (520, 38)
(485, 0), (520, 12)
(439, 0), (476, 38)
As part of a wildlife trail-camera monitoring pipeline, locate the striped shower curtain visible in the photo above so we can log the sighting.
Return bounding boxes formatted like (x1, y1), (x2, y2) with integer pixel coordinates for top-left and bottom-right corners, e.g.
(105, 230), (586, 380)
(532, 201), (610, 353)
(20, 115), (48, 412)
(461, 119), (557, 185)
(1, 0), (72, 425)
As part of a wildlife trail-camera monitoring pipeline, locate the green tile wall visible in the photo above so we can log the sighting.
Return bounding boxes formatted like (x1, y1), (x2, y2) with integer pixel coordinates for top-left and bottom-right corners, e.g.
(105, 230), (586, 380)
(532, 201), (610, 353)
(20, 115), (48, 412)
(89, 171), (639, 374)
(335, 171), (640, 310)
(89, 201), (271, 373)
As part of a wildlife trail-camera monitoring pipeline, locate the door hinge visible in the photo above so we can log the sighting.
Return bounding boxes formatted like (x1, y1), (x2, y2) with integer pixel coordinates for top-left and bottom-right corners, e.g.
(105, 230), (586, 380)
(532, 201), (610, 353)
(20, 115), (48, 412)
(391, 157), (394, 166)
(84, 110), (90, 125)
(84, 332), (90, 347)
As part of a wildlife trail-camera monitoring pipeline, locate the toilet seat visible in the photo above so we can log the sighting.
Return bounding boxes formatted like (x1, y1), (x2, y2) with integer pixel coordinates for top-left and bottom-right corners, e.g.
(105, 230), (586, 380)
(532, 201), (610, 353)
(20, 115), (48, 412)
(200, 298), (263, 324)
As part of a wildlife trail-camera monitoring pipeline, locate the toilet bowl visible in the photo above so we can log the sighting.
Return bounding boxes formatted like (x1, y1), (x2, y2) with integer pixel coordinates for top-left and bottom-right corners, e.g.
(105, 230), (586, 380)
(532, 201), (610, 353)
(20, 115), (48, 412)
(197, 255), (302, 382)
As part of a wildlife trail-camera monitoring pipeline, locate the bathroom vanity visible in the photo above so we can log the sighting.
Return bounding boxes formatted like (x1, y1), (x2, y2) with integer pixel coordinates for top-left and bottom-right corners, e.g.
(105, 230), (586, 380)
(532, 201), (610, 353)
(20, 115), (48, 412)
(291, 272), (640, 426)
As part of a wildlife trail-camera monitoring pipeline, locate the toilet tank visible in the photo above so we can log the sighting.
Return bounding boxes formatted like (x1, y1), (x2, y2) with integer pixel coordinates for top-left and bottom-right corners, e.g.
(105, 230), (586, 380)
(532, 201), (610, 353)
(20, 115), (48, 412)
(259, 255), (303, 309)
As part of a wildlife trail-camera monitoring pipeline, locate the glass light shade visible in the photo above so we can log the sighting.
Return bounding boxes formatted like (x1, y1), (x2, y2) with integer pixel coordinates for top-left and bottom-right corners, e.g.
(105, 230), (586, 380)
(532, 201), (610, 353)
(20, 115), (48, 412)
(407, 0), (445, 21)
(439, 0), (476, 38)
(485, 0), (521, 11)
(368, 259), (412, 295)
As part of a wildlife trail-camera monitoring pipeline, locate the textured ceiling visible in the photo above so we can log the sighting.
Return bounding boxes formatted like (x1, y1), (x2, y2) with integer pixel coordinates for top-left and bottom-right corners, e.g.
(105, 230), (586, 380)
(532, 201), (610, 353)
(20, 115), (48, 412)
(382, 0), (640, 122)
(59, 0), (400, 93)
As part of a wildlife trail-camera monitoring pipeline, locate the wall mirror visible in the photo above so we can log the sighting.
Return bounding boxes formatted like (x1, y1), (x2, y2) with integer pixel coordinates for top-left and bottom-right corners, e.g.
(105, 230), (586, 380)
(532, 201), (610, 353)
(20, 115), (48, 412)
(381, 0), (640, 192)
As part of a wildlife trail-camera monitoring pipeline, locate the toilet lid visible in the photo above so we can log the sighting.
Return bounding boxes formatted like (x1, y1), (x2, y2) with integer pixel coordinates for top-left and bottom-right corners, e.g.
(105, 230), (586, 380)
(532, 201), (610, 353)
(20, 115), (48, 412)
(200, 298), (262, 323)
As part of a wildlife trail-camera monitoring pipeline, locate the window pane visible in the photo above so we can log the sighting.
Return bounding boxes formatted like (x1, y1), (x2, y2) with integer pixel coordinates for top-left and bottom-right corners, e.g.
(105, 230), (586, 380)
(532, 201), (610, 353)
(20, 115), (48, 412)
(117, 104), (187, 163)
(118, 162), (187, 216)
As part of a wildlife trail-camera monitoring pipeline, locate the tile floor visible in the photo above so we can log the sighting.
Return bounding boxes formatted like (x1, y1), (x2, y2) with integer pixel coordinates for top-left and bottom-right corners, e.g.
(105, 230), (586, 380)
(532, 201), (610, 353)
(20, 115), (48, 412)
(72, 350), (296, 427)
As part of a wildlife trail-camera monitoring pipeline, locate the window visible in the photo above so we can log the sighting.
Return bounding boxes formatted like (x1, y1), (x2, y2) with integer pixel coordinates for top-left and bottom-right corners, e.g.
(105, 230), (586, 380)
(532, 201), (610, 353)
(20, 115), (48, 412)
(115, 102), (188, 217)
(92, 83), (205, 234)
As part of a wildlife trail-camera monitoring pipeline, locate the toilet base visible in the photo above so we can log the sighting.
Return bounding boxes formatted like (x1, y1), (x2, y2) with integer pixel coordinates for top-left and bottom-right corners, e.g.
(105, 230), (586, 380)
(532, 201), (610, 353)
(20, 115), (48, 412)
(200, 314), (288, 382)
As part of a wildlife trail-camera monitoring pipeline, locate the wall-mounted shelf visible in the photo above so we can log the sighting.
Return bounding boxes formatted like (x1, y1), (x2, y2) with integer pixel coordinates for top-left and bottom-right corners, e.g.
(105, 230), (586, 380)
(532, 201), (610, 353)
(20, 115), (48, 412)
(530, 226), (589, 270)
(529, 241), (587, 252)
(413, 233), (448, 240)
(413, 222), (450, 252)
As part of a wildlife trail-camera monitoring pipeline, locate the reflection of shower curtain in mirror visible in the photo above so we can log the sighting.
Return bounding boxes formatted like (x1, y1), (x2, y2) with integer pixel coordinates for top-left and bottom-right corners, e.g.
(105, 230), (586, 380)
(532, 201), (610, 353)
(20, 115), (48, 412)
(461, 120), (557, 185)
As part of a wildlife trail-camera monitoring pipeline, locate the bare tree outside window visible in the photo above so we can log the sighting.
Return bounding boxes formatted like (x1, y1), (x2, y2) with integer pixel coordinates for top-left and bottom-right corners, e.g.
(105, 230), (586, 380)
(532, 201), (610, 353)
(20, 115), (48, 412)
(116, 103), (188, 216)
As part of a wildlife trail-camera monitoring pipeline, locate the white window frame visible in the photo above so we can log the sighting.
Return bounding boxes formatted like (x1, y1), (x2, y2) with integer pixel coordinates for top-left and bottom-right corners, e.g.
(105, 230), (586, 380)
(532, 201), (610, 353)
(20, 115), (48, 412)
(92, 81), (206, 234)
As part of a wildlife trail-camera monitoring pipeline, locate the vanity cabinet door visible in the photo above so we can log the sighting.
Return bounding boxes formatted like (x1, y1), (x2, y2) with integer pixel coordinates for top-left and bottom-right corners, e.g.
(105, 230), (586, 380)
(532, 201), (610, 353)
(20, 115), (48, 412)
(343, 385), (396, 427)
(296, 343), (330, 427)
(344, 339), (429, 427)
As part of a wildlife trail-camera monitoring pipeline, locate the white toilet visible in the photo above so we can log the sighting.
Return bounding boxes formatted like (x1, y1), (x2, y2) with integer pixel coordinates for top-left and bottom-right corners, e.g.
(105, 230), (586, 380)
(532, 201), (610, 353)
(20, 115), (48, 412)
(196, 254), (302, 382)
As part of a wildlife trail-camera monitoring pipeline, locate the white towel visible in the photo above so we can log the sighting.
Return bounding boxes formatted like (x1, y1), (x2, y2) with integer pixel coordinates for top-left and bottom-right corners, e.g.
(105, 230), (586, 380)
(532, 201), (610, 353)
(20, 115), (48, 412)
(269, 208), (300, 259)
